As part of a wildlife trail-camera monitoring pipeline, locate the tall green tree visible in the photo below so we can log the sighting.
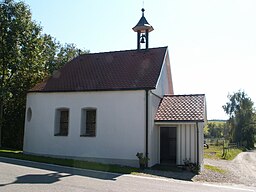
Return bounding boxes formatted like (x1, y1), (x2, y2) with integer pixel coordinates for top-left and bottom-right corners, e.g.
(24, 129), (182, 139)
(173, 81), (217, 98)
(0, 0), (88, 148)
(48, 43), (89, 74)
(0, 0), (52, 147)
(223, 90), (256, 148)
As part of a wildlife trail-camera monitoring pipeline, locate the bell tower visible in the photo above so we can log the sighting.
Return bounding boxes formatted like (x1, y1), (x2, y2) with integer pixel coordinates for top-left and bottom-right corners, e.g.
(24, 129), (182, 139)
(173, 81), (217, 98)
(132, 8), (154, 50)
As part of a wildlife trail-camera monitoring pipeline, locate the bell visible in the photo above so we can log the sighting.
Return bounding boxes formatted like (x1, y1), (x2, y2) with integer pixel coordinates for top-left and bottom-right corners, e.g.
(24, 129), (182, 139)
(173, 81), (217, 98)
(140, 35), (146, 43)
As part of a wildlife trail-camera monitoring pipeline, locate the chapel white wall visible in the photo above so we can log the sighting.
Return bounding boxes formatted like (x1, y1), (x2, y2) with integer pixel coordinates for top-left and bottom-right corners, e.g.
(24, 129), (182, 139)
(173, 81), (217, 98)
(152, 50), (173, 97)
(23, 90), (145, 167)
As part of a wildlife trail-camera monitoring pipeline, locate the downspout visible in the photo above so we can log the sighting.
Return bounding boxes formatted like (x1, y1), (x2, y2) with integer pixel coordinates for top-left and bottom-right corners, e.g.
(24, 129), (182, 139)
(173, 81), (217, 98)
(196, 121), (199, 165)
(145, 90), (149, 167)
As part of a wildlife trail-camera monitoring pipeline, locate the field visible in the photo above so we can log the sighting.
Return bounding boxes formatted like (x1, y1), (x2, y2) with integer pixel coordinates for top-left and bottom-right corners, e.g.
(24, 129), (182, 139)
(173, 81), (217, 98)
(204, 144), (243, 160)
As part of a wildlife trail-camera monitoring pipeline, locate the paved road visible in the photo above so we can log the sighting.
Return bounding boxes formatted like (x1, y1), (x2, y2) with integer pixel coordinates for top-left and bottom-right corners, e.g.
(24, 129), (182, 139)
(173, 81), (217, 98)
(0, 157), (255, 192)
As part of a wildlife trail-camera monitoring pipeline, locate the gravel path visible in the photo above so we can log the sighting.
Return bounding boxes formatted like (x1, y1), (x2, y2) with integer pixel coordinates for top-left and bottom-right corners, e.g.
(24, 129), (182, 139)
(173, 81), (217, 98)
(194, 150), (256, 187)
(132, 150), (256, 187)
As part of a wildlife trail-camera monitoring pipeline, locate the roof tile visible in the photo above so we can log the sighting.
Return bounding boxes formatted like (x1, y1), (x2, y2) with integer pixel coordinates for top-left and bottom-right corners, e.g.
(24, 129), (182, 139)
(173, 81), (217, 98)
(30, 47), (167, 92)
(155, 94), (206, 122)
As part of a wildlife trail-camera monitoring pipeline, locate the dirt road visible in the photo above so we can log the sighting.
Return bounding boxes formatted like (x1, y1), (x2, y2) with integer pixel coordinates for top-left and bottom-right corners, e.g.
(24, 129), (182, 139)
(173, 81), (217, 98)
(195, 150), (256, 186)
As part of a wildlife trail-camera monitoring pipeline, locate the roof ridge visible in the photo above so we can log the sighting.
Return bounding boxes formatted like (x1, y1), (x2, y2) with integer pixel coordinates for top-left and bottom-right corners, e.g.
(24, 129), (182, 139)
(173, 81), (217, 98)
(81, 46), (168, 56)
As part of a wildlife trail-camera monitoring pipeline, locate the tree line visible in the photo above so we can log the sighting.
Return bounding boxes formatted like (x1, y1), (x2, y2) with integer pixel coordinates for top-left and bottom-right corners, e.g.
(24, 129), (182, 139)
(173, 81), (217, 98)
(205, 90), (256, 149)
(223, 90), (256, 149)
(0, 0), (88, 149)
(204, 121), (228, 139)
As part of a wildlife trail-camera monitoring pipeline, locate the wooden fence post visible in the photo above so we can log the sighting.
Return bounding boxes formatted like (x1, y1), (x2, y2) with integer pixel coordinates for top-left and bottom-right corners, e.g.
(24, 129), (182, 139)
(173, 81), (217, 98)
(222, 140), (225, 156)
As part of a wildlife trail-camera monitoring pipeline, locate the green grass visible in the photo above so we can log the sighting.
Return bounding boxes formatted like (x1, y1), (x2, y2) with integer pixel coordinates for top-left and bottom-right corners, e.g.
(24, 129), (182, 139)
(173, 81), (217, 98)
(204, 145), (243, 160)
(222, 148), (243, 160)
(0, 148), (187, 175)
(0, 148), (139, 174)
(204, 145), (223, 159)
(204, 164), (226, 174)
(3, 147), (240, 175)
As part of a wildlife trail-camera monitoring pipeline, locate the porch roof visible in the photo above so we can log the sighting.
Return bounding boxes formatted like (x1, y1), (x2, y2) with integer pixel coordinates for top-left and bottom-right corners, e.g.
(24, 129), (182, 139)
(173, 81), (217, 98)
(154, 94), (206, 122)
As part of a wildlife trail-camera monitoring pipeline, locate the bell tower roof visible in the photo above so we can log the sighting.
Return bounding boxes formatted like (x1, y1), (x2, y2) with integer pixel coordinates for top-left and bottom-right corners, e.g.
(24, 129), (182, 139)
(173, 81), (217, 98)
(133, 8), (154, 33)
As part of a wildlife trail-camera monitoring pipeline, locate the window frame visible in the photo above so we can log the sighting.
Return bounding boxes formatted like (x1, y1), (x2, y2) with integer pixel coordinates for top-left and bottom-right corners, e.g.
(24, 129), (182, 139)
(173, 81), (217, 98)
(55, 108), (69, 136)
(80, 108), (97, 137)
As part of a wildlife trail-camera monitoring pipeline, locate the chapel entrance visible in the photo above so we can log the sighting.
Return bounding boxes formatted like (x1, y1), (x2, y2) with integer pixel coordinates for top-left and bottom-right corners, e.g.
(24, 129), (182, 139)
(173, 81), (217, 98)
(160, 127), (177, 164)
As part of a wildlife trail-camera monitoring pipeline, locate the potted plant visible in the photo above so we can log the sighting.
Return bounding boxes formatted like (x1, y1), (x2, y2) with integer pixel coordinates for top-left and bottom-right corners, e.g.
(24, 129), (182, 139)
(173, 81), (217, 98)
(183, 158), (200, 174)
(136, 152), (150, 169)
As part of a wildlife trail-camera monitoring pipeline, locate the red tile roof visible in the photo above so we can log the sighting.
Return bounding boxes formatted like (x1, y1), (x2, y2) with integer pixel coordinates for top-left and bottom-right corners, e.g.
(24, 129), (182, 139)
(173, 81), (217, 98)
(30, 47), (168, 92)
(155, 94), (206, 122)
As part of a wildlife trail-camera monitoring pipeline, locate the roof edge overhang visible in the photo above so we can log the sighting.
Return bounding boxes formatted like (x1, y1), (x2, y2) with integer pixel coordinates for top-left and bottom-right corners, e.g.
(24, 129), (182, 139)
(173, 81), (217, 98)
(132, 25), (154, 33)
(163, 93), (205, 97)
(28, 87), (156, 93)
(155, 120), (205, 125)
(154, 46), (169, 89)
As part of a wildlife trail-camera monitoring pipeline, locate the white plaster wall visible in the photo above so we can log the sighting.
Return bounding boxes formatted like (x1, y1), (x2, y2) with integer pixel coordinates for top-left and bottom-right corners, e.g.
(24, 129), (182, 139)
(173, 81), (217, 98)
(153, 51), (172, 97)
(148, 48), (173, 166)
(176, 123), (204, 166)
(147, 93), (161, 166)
(148, 49), (172, 166)
(198, 122), (204, 169)
(23, 90), (145, 167)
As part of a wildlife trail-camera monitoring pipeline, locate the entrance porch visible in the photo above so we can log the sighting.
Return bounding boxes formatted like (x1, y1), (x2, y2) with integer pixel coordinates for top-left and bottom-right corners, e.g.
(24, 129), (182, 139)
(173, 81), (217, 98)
(154, 94), (206, 168)
(157, 123), (203, 166)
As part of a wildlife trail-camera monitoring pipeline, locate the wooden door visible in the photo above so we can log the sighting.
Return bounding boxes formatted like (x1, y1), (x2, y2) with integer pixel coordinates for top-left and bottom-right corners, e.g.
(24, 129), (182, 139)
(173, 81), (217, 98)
(160, 127), (177, 164)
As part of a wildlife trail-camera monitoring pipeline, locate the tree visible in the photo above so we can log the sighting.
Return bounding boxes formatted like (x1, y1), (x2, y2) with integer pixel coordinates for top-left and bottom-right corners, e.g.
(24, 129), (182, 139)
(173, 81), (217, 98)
(208, 122), (223, 138)
(223, 90), (256, 148)
(204, 121), (228, 139)
(0, 0), (54, 147)
(1, 0), (41, 146)
(47, 43), (89, 74)
(0, 0), (88, 148)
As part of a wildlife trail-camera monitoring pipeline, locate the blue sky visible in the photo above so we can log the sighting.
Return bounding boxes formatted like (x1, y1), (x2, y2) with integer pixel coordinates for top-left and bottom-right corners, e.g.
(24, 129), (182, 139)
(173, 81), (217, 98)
(22, 0), (256, 120)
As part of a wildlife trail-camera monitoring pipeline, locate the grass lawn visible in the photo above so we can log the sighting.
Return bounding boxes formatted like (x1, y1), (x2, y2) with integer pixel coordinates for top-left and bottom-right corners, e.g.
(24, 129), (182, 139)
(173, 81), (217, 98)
(2, 146), (243, 176)
(204, 145), (243, 160)
(204, 164), (226, 174)
(0, 148), (139, 174)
